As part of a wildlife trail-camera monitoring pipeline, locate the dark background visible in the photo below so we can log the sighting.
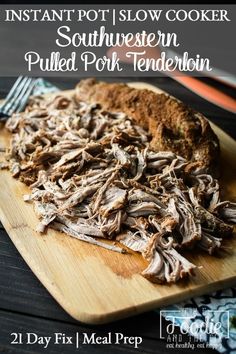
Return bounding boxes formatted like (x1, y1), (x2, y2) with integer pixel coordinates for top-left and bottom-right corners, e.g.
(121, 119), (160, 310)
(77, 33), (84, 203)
(0, 76), (235, 353)
(1, 1), (236, 4)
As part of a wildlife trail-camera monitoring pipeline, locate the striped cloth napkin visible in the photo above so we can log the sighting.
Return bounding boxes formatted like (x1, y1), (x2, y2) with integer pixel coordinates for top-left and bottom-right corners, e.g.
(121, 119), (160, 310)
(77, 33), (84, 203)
(33, 78), (236, 354)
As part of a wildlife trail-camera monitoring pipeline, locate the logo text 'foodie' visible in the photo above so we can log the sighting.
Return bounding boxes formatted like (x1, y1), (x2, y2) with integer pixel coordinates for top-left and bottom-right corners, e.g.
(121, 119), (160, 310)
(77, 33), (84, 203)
(160, 309), (229, 350)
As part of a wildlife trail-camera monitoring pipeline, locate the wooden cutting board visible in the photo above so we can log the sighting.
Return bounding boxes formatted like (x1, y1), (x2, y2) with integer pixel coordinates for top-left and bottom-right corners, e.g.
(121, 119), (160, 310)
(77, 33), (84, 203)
(0, 82), (236, 325)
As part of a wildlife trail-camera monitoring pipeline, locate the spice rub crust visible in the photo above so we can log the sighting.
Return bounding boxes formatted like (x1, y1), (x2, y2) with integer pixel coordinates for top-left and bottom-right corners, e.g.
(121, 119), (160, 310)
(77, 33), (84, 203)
(75, 79), (220, 175)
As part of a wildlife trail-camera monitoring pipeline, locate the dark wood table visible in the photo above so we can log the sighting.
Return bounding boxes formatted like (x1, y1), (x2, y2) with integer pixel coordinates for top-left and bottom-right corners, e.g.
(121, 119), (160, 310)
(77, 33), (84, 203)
(0, 77), (235, 353)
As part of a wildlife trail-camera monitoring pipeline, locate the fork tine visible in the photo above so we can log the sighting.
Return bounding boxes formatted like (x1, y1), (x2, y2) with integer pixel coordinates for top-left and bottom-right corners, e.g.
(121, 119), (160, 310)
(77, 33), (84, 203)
(3, 76), (23, 102)
(0, 76), (24, 111)
(16, 80), (37, 113)
(2, 77), (29, 113)
(8, 78), (35, 116)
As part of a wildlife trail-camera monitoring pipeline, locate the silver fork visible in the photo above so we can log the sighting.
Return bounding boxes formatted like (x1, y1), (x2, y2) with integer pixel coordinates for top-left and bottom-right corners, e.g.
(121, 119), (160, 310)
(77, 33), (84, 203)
(0, 76), (37, 119)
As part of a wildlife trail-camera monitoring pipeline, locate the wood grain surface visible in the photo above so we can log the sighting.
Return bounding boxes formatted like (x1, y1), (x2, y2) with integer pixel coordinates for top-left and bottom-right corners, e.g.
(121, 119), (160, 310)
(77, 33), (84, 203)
(0, 82), (235, 325)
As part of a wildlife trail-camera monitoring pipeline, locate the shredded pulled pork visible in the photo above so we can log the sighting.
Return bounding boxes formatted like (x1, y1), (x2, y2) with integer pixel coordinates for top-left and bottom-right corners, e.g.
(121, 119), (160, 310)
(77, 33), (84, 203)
(2, 93), (236, 283)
